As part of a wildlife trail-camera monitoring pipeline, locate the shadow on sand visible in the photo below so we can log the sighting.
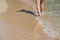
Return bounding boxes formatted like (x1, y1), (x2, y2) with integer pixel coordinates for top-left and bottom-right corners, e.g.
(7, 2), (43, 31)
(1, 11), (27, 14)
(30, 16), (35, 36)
(16, 9), (39, 16)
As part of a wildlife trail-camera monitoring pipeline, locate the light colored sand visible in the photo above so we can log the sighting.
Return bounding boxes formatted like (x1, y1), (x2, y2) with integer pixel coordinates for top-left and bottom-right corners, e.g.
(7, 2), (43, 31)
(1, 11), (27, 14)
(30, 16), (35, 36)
(0, 0), (8, 13)
(0, 0), (57, 40)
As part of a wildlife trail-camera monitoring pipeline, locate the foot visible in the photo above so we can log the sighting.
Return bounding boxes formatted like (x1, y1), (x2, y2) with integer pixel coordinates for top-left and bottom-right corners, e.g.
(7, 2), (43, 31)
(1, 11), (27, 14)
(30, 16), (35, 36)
(34, 12), (40, 16)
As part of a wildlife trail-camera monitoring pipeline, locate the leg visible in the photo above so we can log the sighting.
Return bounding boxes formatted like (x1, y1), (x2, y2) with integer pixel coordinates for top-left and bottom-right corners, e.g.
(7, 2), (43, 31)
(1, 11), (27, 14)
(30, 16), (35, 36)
(36, 0), (44, 16)
(36, 0), (41, 16)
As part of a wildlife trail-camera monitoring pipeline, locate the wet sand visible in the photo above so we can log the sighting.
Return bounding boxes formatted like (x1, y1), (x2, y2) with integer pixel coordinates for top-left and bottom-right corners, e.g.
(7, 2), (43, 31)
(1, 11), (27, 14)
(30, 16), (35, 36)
(0, 0), (56, 40)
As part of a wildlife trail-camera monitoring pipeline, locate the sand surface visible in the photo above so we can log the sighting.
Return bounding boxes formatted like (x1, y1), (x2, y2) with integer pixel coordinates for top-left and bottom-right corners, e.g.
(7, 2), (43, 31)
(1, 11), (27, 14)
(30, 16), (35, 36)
(0, 0), (57, 40)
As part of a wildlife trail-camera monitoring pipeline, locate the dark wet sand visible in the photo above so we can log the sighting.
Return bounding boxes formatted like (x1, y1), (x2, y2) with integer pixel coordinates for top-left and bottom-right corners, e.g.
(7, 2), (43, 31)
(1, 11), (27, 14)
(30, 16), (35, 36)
(0, 0), (56, 40)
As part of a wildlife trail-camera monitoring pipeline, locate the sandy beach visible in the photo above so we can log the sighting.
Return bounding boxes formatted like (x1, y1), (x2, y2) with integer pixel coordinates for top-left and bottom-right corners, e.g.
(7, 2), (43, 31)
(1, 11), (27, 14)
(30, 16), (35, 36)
(0, 0), (60, 40)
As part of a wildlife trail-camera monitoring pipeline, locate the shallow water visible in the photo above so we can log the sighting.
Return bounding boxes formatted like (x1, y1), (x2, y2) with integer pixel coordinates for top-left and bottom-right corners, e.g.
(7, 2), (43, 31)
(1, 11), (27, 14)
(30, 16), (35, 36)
(35, 0), (60, 39)
(44, 0), (60, 38)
